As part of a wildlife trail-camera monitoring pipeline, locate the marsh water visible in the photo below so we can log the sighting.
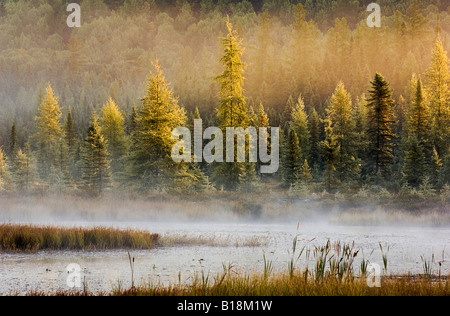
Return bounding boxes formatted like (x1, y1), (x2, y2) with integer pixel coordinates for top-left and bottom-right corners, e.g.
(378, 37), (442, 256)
(1, 221), (449, 295)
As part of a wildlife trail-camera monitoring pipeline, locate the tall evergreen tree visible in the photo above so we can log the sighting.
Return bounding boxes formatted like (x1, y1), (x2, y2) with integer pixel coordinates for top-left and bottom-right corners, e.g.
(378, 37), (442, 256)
(430, 147), (443, 187)
(8, 123), (18, 160)
(64, 107), (76, 150)
(82, 113), (111, 195)
(128, 61), (188, 190)
(215, 18), (248, 129)
(366, 73), (397, 179)
(320, 120), (339, 192)
(403, 136), (427, 188)
(64, 107), (79, 181)
(34, 84), (63, 181)
(128, 104), (138, 136)
(0, 147), (9, 191)
(308, 108), (321, 173)
(289, 96), (310, 160)
(300, 159), (312, 184)
(12, 144), (37, 192)
(283, 129), (301, 187)
(327, 82), (359, 181)
(213, 18), (255, 191)
(256, 102), (269, 129)
(99, 97), (128, 174)
(407, 78), (432, 162)
(425, 38), (450, 156)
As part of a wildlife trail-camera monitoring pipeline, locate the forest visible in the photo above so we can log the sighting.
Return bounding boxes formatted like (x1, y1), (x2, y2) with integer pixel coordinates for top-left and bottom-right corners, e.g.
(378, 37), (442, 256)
(0, 0), (450, 202)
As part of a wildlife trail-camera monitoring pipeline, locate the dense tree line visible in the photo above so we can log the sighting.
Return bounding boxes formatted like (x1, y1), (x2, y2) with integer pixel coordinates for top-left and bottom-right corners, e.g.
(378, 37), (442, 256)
(0, 0), (450, 196)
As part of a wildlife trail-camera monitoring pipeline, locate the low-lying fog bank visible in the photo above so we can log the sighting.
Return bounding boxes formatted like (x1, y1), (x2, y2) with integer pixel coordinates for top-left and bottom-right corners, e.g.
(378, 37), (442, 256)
(0, 193), (449, 227)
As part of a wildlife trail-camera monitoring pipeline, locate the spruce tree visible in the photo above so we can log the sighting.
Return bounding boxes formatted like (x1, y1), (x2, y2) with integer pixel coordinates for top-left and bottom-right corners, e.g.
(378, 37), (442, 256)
(366, 73), (397, 179)
(64, 107), (76, 150)
(8, 123), (18, 160)
(320, 120), (339, 192)
(282, 95), (296, 134)
(64, 107), (79, 181)
(0, 148), (9, 191)
(34, 84), (63, 181)
(403, 136), (426, 188)
(300, 159), (312, 183)
(289, 96), (310, 160)
(215, 19), (248, 129)
(13, 144), (37, 193)
(353, 96), (369, 176)
(128, 61), (187, 190)
(213, 19), (255, 191)
(327, 82), (359, 181)
(99, 97), (128, 174)
(308, 108), (321, 173)
(407, 78), (432, 163)
(256, 102), (269, 128)
(128, 104), (138, 136)
(430, 147), (443, 187)
(283, 129), (301, 187)
(82, 113), (111, 195)
(426, 38), (450, 156)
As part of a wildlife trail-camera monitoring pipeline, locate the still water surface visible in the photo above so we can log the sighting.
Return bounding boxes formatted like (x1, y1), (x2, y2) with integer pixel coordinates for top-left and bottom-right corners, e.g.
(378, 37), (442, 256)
(0, 221), (449, 294)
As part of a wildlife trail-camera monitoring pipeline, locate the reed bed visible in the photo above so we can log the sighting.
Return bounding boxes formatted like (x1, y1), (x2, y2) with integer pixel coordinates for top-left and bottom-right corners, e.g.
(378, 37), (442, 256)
(25, 271), (449, 296)
(21, 237), (450, 296)
(0, 224), (268, 252)
(0, 224), (160, 251)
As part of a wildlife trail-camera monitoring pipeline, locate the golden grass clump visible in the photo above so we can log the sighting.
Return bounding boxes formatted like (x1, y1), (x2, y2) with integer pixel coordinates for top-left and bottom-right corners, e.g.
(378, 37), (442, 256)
(0, 224), (160, 252)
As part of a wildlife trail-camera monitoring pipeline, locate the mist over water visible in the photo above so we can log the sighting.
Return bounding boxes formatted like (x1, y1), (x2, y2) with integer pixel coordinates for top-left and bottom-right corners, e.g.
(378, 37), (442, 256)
(1, 196), (449, 295)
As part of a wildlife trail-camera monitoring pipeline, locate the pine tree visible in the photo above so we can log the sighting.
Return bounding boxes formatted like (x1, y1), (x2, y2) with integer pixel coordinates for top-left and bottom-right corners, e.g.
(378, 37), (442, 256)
(289, 96), (310, 160)
(426, 38), (450, 156)
(256, 102), (269, 128)
(300, 159), (312, 184)
(283, 129), (301, 187)
(320, 120), (339, 192)
(215, 18), (248, 129)
(128, 61), (187, 190)
(0, 148), (9, 191)
(327, 82), (359, 181)
(308, 108), (321, 173)
(282, 95), (296, 133)
(247, 104), (257, 128)
(403, 136), (426, 188)
(8, 123), (18, 160)
(407, 78), (432, 162)
(353, 95), (369, 175)
(64, 107), (78, 181)
(213, 18), (255, 191)
(49, 139), (71, 193)
(34, 84), (63, 181)
(440, 153), (450, 186)
(430, 147), (442, 187)
(82, 113), (111, 195)
(12, 144), (37, 192)
(64, 107), (76, 151)
(128, 103), (138, 136)
(99, 97), (128, 174)
(366, 73), (397, 179)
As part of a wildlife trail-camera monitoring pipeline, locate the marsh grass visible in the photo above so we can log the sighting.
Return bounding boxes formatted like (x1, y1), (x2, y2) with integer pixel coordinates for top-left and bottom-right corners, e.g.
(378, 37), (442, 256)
(0, 225), (268, 252)
(18, 238), (450, 296)
(159, 233), (269, 248)
(0, 224), (160, 251)
(26, 271), (449, 296)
